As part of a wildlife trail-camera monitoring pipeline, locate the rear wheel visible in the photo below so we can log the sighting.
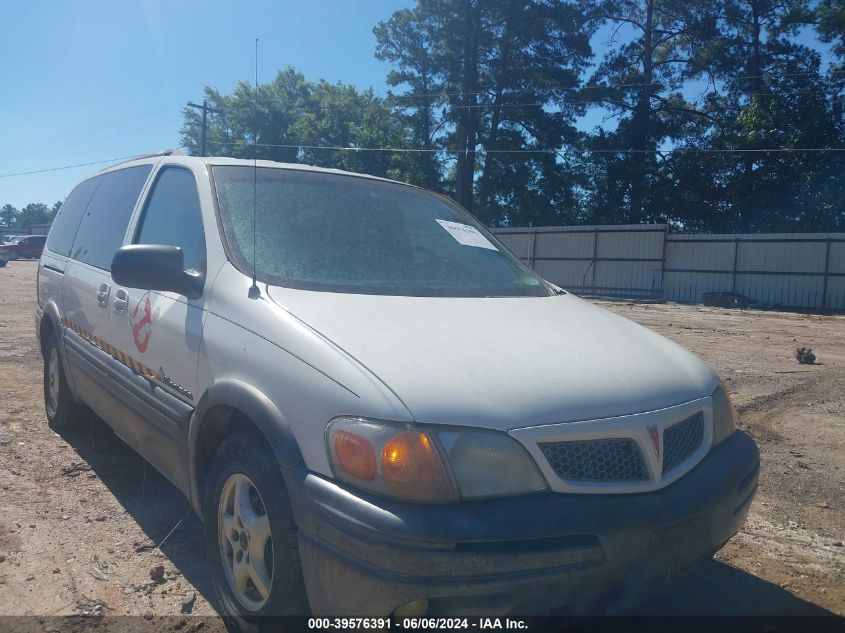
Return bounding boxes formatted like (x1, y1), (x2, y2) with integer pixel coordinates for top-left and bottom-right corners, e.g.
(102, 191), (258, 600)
(204, 433), (309, 630)
(43, 328), (85, 429)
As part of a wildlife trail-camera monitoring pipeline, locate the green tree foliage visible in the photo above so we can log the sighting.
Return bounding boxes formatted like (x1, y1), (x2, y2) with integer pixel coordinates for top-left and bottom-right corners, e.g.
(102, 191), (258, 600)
(180, 68), (412, 181)
(671, 0), (845, 231)
(816, 0), (845, 81)
(374, 0), (595, 225)
(0, 201), (63, 230)
(16, 203), (51, 229)
(177, 0), (845, 233)
(584, 0), (721, 224)
(374, 5), (444, 190)
(0, 204), (18, 227)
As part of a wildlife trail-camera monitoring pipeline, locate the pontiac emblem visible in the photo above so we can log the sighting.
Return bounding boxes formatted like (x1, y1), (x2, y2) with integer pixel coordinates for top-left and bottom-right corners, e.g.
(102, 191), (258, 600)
(647, 425), (661, 459)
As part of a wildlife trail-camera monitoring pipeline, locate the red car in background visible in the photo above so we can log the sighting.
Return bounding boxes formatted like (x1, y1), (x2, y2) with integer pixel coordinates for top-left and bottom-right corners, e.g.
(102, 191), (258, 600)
(5, 235), (47, 260)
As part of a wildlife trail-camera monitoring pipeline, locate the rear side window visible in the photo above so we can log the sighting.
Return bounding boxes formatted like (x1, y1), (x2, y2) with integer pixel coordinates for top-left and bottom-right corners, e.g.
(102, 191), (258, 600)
(71, 165), (152, 270)
(45, 177), (101, 256)
(135, 167), (206, 273)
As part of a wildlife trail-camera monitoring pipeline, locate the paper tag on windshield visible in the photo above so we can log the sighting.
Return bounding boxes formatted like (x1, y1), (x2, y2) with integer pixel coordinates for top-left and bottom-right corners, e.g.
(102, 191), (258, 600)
(435, 220), (498, 250)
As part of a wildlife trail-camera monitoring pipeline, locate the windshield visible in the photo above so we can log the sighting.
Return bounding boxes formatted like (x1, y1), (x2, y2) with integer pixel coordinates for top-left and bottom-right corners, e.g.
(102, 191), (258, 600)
(212, 166), (551, 297)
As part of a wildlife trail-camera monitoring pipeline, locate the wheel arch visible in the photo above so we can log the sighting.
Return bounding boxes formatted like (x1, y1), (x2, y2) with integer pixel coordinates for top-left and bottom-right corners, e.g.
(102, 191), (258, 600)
(188, 379), (307, 518)
(38, 301), (63, 355)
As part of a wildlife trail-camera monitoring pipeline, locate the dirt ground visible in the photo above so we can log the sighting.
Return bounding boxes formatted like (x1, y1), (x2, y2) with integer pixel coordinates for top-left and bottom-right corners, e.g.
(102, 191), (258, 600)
(1, 259), (843, 624)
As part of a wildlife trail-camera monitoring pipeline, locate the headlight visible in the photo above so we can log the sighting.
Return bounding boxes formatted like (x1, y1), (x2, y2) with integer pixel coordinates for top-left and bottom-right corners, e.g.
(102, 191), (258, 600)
(436, 428), (547, 498)
(711, 383), (737, 446)
(326, 417), (547, 503)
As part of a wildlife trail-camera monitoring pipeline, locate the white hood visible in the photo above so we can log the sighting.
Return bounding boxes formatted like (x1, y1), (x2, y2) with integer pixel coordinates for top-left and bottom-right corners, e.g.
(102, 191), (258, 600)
(267, 287), (718, 431)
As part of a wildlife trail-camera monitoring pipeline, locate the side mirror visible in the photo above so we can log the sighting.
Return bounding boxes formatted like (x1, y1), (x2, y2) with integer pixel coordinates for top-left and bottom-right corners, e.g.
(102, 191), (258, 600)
(111, 244), (203, 299)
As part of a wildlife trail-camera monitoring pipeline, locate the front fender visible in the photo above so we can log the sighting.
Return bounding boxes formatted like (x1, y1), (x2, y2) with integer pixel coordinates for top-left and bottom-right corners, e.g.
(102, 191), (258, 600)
(188, 378), (307, 516)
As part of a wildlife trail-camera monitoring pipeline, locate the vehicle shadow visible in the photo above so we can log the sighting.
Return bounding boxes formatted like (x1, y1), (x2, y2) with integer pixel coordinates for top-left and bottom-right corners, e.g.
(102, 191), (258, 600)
(57, 413), (216, 610)
(59, 415), (836, 619)
(626, 558), (833, 616)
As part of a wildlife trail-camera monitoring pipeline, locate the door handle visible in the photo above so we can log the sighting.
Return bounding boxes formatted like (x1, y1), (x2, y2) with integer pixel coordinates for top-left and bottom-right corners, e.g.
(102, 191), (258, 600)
(113, 288), (129, 314)
(97, 283), (111, 308)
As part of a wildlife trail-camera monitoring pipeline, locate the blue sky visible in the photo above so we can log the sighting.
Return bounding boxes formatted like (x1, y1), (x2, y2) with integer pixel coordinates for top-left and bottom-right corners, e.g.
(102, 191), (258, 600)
(0, 0), (409, 208)
(0, 1), (834, 210)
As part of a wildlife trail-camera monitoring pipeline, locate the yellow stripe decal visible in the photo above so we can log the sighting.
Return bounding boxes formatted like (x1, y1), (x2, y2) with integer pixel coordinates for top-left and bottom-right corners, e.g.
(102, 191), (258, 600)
(61, 317), (156, 380)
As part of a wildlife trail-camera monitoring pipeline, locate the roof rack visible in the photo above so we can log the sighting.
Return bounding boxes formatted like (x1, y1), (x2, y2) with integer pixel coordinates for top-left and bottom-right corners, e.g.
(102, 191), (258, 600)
(100, 149), (183, 171)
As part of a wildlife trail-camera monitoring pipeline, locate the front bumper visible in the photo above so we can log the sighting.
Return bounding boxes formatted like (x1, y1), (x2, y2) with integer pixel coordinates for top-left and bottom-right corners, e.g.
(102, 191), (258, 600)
(287, 430), (759, 616)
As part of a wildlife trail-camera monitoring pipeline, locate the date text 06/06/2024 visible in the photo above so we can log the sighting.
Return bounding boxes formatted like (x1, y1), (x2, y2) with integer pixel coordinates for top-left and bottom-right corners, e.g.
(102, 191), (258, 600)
(307, 618), (529, 630)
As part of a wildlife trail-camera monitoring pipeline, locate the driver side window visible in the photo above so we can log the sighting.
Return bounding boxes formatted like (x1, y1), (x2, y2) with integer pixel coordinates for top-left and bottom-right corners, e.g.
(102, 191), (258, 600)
(135, 167), (206, 273)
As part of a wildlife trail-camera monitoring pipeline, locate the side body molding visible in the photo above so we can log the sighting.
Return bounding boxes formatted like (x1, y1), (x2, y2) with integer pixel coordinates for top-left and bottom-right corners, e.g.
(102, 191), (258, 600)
(188, 378), (307, 516)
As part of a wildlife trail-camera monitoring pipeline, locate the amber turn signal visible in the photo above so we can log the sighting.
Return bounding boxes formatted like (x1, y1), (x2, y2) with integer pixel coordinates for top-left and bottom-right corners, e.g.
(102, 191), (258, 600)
(326, 418), (458, 502)
(380, 431), (452, 501)
(333, 429), (377, 480)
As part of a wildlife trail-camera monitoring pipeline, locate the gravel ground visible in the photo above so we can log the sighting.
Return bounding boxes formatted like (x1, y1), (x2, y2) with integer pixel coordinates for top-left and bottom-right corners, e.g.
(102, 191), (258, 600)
(0, 260), (842, 625)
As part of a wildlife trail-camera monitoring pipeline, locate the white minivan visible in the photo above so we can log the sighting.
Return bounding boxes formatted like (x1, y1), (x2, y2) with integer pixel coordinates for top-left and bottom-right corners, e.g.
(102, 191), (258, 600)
(37, 152), (759, 622)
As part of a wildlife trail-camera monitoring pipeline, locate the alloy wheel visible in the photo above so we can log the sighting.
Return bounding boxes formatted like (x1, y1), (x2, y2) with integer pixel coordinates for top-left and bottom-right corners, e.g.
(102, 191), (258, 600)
(217, 473), (275, 611)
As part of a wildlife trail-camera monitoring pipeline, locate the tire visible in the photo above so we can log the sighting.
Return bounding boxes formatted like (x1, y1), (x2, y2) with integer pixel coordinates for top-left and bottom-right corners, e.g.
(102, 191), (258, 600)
(204, 433), (310, 630)
(0, 261), (6, 267)
(8, 251), (18, 260)
(43, 328), (85, 429)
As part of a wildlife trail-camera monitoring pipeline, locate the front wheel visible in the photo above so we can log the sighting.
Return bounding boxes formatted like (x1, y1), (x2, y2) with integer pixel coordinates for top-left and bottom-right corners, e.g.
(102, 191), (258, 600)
(9, 251), (19, 260)
(204, 433), (309, 629)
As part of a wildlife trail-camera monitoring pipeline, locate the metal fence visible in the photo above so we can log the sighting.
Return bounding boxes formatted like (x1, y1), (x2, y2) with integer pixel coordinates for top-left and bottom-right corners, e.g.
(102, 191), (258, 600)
(493, 225), (845, 311)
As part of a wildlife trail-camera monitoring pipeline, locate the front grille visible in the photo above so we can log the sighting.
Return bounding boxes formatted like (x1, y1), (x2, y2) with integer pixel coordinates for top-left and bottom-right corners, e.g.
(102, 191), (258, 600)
(539, 438), (648, 482)
(662, 412), (704, 474)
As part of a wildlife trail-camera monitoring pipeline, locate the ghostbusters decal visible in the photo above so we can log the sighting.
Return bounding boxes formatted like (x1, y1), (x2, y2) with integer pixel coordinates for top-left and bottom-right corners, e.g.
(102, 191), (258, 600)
(130, 292), (153, 353)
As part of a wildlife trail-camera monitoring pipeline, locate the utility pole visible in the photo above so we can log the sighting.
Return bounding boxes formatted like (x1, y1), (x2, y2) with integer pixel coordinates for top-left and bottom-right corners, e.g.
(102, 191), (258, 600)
(186, 99), (223, 156)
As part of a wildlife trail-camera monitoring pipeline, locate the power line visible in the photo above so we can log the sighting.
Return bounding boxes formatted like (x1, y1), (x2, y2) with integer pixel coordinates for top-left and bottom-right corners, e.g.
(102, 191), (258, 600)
(380, 70), (845, 101)
(230, 81), (844, 113)
(232, 83), (656, 106)
(14, 119), (182, 159)
(0, 155), (143, 178)
(0, 105), (182, 152)
(217, 140), (845, 155)
(7, 70), (842, 153)
(5, 87), (825, 157)
(249, 98), (629, 111)
(230, 70), (845, 110)
(737, 70), (845, 80)
(2, 142), (843, 180)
